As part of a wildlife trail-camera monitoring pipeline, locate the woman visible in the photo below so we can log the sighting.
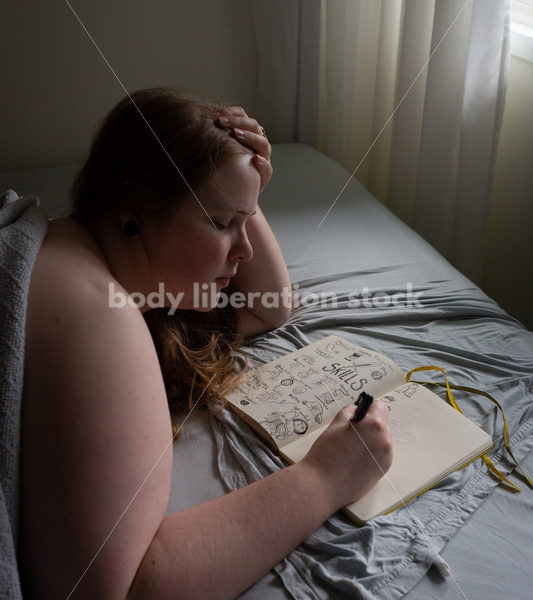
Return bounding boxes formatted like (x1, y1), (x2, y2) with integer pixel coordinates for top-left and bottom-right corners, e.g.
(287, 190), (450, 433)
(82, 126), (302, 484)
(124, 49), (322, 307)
(19, 88), (392, 599)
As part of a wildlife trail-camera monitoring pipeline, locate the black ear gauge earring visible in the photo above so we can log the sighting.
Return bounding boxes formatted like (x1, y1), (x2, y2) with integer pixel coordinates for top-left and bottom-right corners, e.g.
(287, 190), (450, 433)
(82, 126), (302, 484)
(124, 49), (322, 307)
(124, 221), (139, 237)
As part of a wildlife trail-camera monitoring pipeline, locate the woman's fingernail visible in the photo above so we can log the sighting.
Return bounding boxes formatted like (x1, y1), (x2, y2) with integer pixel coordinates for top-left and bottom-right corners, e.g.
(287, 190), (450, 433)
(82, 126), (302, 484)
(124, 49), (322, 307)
(234, 128), (245, 138)
(219, 117), (230, 126)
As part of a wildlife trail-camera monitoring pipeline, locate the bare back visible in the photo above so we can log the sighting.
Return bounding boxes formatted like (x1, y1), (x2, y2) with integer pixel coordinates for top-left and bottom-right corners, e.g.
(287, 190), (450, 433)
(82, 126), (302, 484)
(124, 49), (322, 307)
(18, 218), (393, 600)
(20, 217), (173, 599)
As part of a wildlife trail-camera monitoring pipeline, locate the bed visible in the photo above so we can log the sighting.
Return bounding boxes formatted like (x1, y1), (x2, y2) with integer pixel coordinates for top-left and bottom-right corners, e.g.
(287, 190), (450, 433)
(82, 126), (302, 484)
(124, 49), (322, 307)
(3, 143), (532, 599)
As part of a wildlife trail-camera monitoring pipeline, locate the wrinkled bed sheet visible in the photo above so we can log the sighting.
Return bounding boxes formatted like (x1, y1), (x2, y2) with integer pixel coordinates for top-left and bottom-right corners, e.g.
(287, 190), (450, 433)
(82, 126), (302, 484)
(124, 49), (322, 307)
(167, 144), (533, 599)
(3, 146), (528, 599)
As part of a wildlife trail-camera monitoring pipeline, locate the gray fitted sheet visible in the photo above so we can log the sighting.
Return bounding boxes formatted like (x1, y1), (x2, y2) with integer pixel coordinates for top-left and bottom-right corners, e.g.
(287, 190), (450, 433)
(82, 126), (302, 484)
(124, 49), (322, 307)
(3, 144), (532, 599)
(168, 144), (533, 599)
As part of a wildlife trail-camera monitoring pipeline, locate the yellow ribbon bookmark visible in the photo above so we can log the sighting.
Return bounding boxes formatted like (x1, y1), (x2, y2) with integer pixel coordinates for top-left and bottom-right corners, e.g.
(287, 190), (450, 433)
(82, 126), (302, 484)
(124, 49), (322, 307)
(405, 365), (533, 493)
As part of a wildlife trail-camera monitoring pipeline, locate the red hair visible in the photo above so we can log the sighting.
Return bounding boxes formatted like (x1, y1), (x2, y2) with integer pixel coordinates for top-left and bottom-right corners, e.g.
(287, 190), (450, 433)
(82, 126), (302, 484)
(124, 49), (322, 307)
(70, 88), (251, 438)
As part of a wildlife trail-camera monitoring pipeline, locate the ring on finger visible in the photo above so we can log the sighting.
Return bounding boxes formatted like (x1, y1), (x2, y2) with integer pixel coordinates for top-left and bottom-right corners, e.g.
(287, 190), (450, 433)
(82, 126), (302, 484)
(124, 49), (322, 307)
(259, 126), (267, 138)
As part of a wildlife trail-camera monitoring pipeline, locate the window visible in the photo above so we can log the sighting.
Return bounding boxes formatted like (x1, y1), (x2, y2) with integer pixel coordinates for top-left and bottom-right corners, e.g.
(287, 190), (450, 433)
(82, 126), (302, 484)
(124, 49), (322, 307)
(510, 1), (533, 62)
(511, 1), (533, 28)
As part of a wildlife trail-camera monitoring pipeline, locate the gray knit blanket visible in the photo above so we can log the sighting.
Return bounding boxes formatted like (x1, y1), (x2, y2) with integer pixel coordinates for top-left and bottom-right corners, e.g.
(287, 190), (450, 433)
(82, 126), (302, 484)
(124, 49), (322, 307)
(0, 191), (49, 599)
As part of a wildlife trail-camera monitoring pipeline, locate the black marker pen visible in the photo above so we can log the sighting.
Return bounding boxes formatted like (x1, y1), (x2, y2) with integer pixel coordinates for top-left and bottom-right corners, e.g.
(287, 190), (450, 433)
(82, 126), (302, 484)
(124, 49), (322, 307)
(351, 391), (374, 422)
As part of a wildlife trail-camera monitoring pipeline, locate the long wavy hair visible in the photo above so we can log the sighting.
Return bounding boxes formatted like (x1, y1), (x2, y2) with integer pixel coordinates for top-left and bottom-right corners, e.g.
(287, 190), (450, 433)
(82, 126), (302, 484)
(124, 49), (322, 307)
(69, 87), (250, 438)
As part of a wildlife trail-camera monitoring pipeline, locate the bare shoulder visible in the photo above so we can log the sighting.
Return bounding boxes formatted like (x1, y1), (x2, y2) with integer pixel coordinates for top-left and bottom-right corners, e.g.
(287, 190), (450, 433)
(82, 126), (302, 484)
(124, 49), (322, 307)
(21, 218), (173, 599)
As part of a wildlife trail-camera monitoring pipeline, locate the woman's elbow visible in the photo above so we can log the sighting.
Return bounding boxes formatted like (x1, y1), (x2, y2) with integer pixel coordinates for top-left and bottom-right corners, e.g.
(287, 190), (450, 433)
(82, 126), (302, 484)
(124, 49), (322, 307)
(258, 304), (292, 334)
(240, 303), (292, 340)
(271, 303), (292, 329)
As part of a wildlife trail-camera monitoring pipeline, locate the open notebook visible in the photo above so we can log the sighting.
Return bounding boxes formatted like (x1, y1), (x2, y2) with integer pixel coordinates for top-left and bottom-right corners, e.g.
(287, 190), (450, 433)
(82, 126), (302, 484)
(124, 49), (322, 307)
(225, 335), (493, 524)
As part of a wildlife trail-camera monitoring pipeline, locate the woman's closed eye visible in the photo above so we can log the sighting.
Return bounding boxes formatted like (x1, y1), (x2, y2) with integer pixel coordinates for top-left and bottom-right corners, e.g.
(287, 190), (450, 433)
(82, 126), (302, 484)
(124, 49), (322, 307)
(212, 211), (255, 230)
(214, 219), (232, 229)
(214, 215), (246, 230)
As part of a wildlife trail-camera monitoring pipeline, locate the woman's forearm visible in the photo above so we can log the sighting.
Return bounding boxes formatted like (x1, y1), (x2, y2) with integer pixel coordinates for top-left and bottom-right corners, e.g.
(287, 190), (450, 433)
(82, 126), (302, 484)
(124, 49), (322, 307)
(229, 207), (292, 328)
(128, 461), (334, 600)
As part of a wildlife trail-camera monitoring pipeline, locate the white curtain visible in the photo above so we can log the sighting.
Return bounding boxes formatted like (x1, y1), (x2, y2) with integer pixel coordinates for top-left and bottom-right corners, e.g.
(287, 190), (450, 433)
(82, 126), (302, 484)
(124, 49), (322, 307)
(252, 0), (510, 284)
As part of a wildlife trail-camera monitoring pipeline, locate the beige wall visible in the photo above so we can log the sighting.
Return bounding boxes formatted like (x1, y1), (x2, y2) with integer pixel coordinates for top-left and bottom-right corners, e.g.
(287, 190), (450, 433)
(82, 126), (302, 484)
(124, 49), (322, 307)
(482, 54), (533, 330)
(1, 0), (258, 171)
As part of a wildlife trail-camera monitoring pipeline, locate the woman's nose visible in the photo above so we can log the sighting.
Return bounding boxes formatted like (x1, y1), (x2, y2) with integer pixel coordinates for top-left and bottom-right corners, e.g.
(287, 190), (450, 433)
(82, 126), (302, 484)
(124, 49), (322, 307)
(229, 230), (253, 263)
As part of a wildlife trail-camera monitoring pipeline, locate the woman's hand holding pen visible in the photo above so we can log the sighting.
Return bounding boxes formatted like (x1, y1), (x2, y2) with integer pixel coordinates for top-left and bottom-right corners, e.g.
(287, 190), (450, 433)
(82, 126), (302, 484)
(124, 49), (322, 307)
(302, 401), (393, 513)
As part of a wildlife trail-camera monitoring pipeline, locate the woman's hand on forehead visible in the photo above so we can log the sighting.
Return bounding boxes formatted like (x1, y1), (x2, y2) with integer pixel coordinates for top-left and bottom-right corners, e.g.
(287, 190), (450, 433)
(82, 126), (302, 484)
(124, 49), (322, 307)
(216, 105), (272, 193)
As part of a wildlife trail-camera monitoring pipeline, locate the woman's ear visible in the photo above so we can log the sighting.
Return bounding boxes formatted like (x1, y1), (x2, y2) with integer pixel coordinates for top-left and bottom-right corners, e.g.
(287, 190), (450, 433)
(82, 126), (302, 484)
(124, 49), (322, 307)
(123, 221), (140, 237)
(119, 213), (141, 238)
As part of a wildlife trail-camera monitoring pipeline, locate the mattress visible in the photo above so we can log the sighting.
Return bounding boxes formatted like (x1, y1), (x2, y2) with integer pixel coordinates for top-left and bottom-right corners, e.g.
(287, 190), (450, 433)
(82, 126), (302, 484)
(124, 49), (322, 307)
(168, 144), (533, 599)
(3, 143), (532, 599)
